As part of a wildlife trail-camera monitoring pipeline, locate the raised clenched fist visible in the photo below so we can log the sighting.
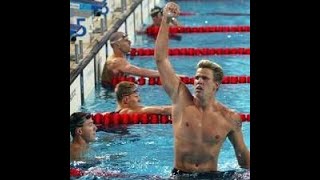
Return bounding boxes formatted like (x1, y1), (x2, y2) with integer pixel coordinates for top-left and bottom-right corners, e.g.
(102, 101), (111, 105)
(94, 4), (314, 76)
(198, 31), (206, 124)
(163, 2), (180, 24)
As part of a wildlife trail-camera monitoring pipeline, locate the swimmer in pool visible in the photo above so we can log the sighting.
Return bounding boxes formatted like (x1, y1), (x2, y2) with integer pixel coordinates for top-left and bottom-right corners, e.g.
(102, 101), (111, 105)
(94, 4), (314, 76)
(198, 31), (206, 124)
(101, 31), (186, 88)
(154, 1), (250, 178)
(70, 112), (97, 161)
(114, 81), (172, 115)
(144, 6), (182, 41)
(101, 31), (161, 88)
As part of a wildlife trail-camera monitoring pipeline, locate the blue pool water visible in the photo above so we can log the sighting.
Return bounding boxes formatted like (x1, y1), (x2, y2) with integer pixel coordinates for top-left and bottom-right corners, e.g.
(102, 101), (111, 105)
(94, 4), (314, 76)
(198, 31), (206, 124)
(164, 0), (250, 26)
(82, 83), (249, 114)
(134, 33), (250, 48)
(128, 55), (250, 76)
(72, 123), (250, 179)
(74, 0), (250, 179)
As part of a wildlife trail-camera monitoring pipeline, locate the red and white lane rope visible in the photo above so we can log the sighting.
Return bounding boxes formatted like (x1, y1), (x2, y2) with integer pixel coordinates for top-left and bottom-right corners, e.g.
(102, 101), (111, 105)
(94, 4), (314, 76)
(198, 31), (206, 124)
(110, 75), (250, 86)
(92, 113), (250, 126)
(70, 167), (127, 178)
(145, 25), (250, 35)
(130, 47), (250, 56)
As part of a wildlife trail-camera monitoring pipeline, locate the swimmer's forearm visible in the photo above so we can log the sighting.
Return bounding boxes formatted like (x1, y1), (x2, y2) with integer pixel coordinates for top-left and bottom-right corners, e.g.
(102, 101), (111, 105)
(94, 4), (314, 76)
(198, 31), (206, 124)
(126, 64), (183, 79)
(155, 17), (170, 62)
(140, 68), (159, 77)
(162, 106), (173, 115)
(238, 149), (250, 169)
(154, 5), (181, 99)
(142, 106), (172, 115)
(125, 65), (159, 77)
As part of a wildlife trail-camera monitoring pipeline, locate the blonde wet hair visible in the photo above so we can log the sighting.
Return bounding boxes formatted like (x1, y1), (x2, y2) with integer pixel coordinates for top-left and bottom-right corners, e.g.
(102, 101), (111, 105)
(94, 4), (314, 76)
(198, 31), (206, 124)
(197, 60), (224, 84)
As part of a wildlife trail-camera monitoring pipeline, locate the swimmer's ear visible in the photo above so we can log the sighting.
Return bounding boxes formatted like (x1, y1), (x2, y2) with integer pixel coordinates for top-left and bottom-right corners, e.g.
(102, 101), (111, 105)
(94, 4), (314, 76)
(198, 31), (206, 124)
(76, 128), (82, 135)
(123, 96), (129, 104)
(215, 82), (219, 91)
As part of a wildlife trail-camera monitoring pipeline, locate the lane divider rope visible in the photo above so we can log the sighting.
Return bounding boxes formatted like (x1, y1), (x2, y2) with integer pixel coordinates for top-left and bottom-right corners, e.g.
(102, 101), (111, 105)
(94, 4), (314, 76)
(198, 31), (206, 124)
(92, 113), (250, 126)
(110, 75), (250, 86)
(130, 47), (250, 56)
(146, 25), (250, 35)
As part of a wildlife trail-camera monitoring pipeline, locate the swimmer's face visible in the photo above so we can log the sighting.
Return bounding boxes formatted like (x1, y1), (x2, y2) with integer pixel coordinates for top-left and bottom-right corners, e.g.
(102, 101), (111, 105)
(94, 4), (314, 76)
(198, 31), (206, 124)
(194, 68), (218, 97)
(152, 13), (162, 26)
(79, 118), (97, 142)
(127, 89), (141, 106)
(115, 35), (131, 53)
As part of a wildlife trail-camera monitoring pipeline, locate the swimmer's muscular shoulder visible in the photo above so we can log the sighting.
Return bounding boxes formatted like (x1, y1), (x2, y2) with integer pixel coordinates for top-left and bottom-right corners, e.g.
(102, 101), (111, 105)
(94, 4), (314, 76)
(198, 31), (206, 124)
(107, 57), (128, 69)
(218, 103), (242, 130)
(107, 57), (126, 65)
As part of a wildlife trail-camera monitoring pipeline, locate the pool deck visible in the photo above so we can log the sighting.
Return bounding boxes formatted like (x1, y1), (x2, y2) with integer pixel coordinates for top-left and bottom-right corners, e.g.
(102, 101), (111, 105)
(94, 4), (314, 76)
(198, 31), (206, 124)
(70, 1), (135, 74)
(70, 16), (112, 72)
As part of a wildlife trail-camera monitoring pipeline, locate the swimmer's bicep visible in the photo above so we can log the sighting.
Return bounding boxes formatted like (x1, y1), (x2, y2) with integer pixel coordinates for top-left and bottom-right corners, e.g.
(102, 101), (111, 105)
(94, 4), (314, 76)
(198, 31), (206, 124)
(227, 117), (250, 168)
(228, 131), (247, 161)
(157, 58), (181, 99)
(122, 64), (141, 74)
(116, 60), (130, 71)
(227, 115), (246, 151)
(107, 59), (126, 74)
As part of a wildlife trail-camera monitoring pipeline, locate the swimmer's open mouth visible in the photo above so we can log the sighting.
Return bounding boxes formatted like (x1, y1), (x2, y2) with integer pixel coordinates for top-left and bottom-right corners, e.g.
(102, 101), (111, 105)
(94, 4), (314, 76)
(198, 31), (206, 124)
(195, 86), (203, 92)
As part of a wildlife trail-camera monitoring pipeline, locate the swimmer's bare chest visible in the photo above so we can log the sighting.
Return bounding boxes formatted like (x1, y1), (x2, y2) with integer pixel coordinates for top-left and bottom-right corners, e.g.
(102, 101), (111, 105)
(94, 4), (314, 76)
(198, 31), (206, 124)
(175, 107), (230, 142)
(173, 107), (231, 171)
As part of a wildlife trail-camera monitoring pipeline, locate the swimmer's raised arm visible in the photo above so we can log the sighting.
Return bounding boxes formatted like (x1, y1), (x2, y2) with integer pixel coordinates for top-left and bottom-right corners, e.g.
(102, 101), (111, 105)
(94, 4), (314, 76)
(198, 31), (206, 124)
(154, 2), (181, 100)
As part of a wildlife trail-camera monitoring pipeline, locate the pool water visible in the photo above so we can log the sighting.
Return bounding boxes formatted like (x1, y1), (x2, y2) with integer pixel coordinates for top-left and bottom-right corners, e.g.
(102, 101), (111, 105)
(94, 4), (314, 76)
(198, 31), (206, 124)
(74, 0), (250, 179)
(72, 123), (250, 179)
(164, 0), (250, 26)
(134, 33), (250, 48)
